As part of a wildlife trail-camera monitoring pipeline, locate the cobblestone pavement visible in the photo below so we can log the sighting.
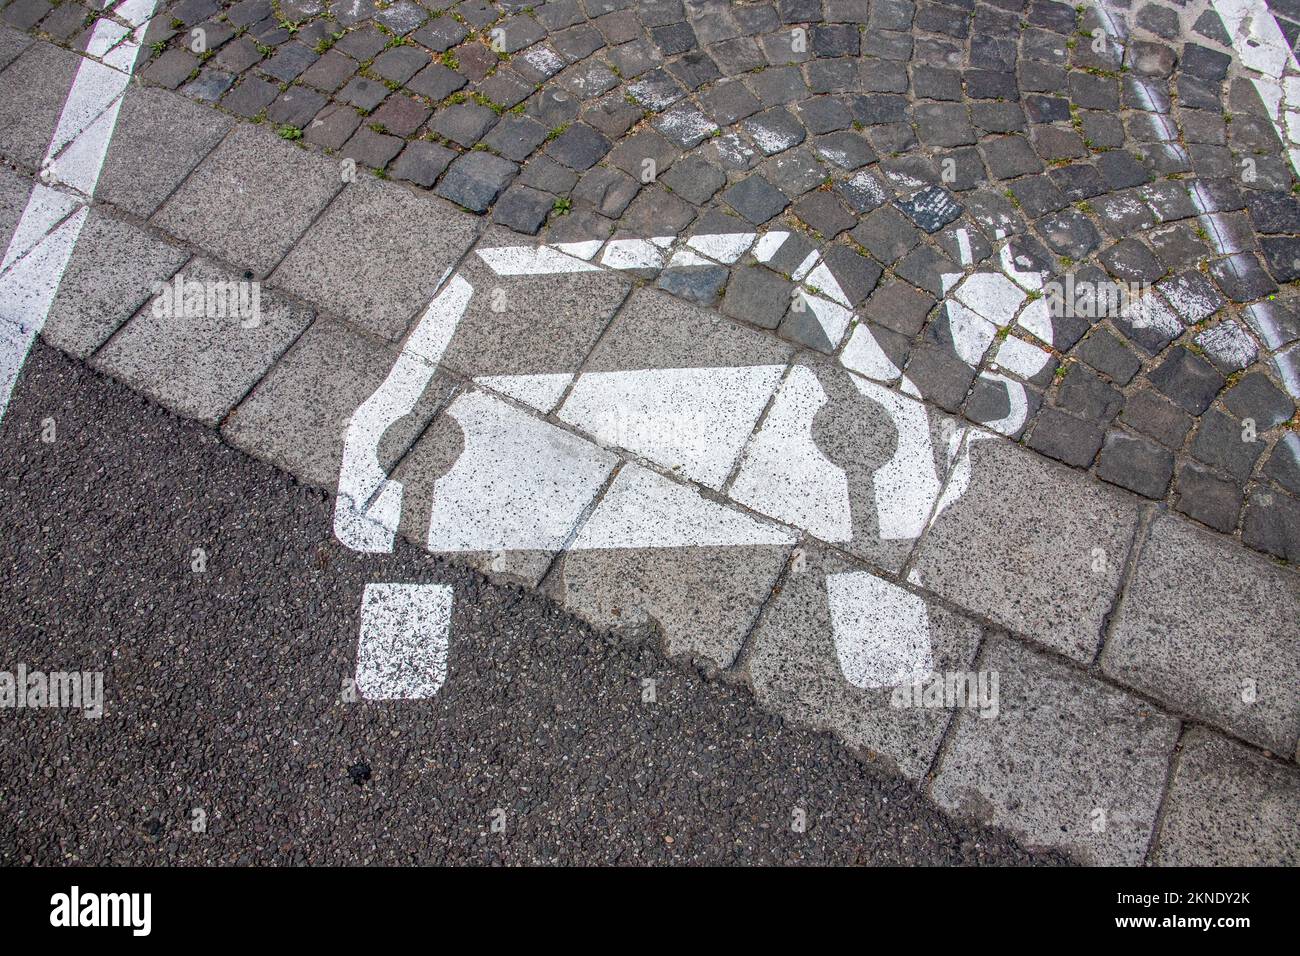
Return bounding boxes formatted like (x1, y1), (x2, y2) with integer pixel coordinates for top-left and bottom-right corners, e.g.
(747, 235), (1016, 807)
(7, 0), (1300, 555)
(0, 1), (1298, 865)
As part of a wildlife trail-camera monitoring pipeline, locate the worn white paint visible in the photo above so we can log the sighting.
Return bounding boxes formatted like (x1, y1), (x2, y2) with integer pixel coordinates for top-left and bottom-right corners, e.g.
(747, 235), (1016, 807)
(552, 239), (604, 261)
(804, 260), (851, 307)
(944, 300), (999, 367)
(334, 275), (472, 553)
(474, 371), (573, 413)
(992, 334), (1052, 381)
(827, 571), (934, 688)
(355, 582), (453, 699)
(558, 365), (784, 489)
(975, 371), (1031, 437)
(954, 271), (1025, 326)
(730, 365), (853, 542)
(793, 289), (853, 348)
(599, 238), (666, 271)
(425, 389), (616, 553)
(1121, 289), (1183, 339)
(0, 1), (157, 422)
(791, 250), (820, 283)
(666, 246), (712, 268)
(752, 231), (790, 263)
(1016, 296), (1055, 345)
(840, 322), (901, 383)
(475, 245), (599, 275)
(572, 463), (795, 550)
(686, 232), (755, 264)
(849, 376), (945, 541)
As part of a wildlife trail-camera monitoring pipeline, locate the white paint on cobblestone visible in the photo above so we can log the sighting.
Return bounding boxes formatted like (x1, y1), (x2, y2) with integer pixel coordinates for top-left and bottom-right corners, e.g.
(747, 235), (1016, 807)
(686, 232), (755, 263)
(791, 250), (820, 282)
(1244, 299), (1299, 350)
(840, 322), (902, 383)
(1121, 288), (1184, 340)
(355, 582), (452, 700)
(827, 572), (935, 688)
(975, 371), (1031, 438)
(552, 240), (603, 260)
(666, 247), (712, 268)
(954, 272), (1026, 325)
(1197, 321), (1258, 369)
(944, 301), (999, 367)
(751, 230), (790, 263)
(519, 45), (565, 78)
(1016, 296), (1054, 345)
(993, 335), (1052, 382)
(794, 289), (853, 348)
(475, 244), (600, 275)
(804, 260), (851, 307)
(600, 238), (666, 270)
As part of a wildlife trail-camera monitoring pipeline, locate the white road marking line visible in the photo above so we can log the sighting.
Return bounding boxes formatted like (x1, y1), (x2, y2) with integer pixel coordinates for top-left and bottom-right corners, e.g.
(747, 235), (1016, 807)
(827, 571), (934, 689)
(0, 1), (158, 422)
(355, 582), (453, 700)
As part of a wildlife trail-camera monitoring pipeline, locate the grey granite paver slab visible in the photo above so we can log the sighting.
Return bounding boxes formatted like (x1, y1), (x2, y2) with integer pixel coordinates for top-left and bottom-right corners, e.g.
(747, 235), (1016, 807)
(0, 24), (33, 72)
(1152, 728), (1300, 866)
(1103, 513), (1300, 756)
(94, 86), (234, 219)
(745, 542), (982, 780)
(547, 462), (794, 668)
(579, 284), (790, 374)
(932, 636), (1181, 865)
(91, 258), (312, 426)
(909, 433), (1141, 663)
(273, 175), (479, 341)
(435, 229), (631, 381)
(34, 210), (189, 357)
(0, 41), (82, 170)
(153, 124), (341, 277)
(0, 163), (31, 253)
(222, 315), (456, 493)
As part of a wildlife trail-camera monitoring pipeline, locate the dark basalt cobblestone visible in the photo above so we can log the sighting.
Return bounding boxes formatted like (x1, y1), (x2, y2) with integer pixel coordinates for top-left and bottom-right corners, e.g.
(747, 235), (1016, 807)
(9, 0), (1300, 564)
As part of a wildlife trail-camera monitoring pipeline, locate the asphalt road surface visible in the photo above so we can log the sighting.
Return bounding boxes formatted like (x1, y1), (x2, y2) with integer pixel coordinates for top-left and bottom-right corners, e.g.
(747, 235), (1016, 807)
(0, 342), (1063, 865)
